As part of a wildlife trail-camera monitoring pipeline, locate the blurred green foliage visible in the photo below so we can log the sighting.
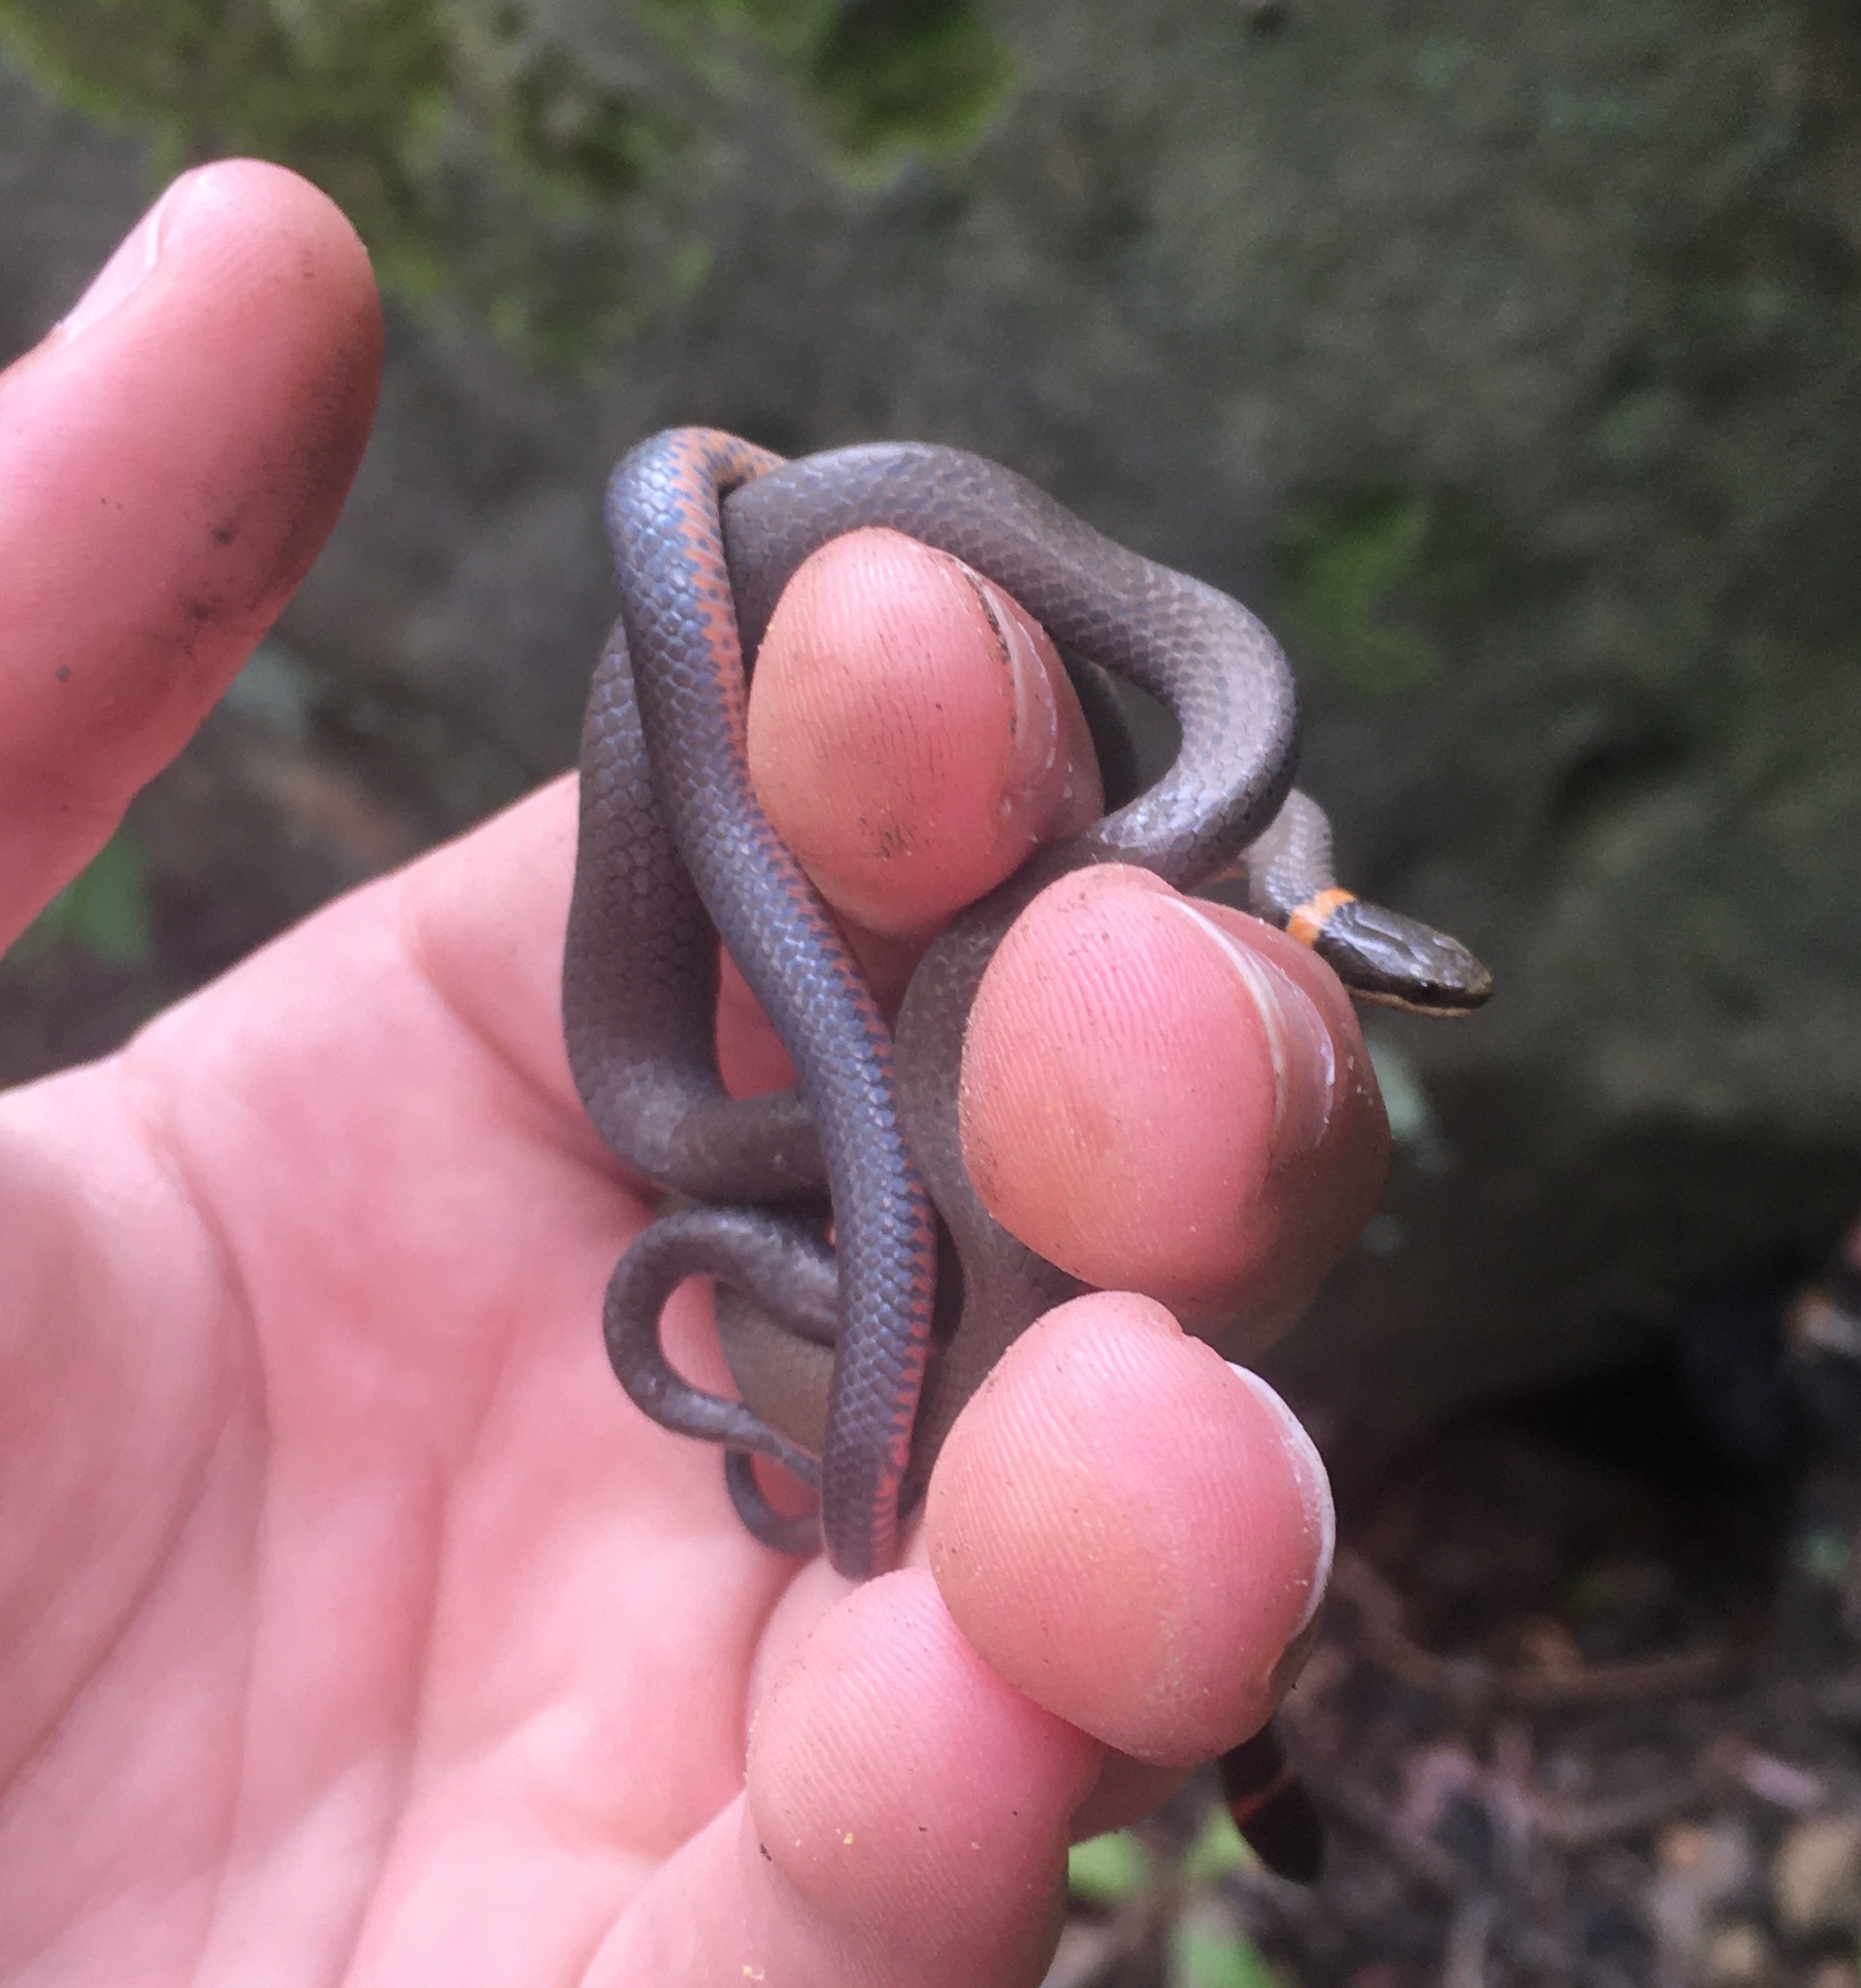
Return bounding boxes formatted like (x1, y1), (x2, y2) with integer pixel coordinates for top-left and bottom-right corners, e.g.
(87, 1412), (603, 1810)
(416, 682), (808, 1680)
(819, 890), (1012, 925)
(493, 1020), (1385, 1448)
(26, 828), (153, 967)
(1271, 491), (1443, 695)
(1179, 1804), (1254, 1886)
(1067, 1810), (1257, 1907)
(1066, 1826), (1155, 1906)
(0, 0), (1016, 364)
(1172, 1920), (1288, 1988)
(1796, 1526), (1852, 1586)
(1068, 1814), (1281, 1987)
(805, 0), (1016, 176)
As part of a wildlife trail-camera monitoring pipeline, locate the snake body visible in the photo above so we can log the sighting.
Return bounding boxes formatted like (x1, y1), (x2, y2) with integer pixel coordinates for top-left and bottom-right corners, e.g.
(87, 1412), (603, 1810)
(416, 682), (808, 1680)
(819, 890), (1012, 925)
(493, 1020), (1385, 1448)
(565, 427), (1492, 1881)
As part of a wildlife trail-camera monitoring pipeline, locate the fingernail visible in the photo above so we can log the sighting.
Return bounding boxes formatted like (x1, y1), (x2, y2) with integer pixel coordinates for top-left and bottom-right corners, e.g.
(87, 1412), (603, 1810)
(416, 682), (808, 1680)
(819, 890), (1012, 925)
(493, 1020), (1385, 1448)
(1226, 1363), (1334, 1638)
(988, 580), (1063, 810)
(938, 556), (1062, 819)
(1166, 901), (1338, 1164)
(52, 172), (196, 345)
(1266, 1611), (1323, 1702)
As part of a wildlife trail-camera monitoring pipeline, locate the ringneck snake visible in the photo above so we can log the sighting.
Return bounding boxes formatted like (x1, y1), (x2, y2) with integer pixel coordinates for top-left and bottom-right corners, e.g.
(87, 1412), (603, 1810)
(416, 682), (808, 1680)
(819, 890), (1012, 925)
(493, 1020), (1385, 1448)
(564, 427), (1492, 1882)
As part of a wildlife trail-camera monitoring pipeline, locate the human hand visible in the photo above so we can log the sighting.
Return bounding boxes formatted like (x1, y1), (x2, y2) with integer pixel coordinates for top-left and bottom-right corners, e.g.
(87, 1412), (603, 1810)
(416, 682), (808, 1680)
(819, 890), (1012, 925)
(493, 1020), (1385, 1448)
(0, 164), (1384, 1985)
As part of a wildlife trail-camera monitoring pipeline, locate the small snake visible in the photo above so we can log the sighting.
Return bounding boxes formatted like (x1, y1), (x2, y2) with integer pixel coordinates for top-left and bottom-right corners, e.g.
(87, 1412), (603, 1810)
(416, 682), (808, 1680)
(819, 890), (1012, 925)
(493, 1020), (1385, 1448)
(564, 427), (1492, 1881)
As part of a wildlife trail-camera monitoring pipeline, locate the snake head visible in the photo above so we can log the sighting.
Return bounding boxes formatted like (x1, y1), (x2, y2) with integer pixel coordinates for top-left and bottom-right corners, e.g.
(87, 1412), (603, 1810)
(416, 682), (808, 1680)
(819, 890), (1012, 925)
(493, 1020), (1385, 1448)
(1308, 895), (1494, 1016)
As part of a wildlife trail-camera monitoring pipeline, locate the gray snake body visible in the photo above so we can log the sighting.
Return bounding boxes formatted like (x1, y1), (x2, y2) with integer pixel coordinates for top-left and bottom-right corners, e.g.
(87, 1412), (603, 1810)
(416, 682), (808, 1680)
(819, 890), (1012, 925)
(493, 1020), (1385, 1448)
(564, 427), (1492, 1881)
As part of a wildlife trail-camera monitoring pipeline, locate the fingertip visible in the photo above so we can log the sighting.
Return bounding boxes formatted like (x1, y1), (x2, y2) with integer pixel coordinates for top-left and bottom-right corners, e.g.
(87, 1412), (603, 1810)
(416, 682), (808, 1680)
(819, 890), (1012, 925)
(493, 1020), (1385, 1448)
(105, 160), (385, 583)
(29, 158), (381, 438)
(959, 865), (1389, 1337)
(747, 528), (1102, 939)
(927, 1293), (1332, 1767)
(165, 160), (381, 372)
(746, 1567), (1097, 1964)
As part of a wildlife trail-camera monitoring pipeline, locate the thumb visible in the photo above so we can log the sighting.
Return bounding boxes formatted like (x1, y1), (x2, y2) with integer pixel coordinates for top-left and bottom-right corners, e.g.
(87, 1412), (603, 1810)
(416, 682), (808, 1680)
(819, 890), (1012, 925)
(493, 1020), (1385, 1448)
(0, 159), (381, 949)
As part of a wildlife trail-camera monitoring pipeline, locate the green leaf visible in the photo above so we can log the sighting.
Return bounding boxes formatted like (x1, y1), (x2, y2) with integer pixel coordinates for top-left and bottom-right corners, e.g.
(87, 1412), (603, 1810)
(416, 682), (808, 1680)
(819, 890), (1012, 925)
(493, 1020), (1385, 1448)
(31, 827), (153, 966)
(1066, 1828), (1154, 1907)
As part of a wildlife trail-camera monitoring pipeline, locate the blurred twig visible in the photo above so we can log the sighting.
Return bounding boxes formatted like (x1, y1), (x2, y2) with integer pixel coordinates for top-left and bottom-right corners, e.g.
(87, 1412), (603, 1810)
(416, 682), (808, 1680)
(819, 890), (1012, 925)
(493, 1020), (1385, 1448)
(1329, 1548), (1737, 1710)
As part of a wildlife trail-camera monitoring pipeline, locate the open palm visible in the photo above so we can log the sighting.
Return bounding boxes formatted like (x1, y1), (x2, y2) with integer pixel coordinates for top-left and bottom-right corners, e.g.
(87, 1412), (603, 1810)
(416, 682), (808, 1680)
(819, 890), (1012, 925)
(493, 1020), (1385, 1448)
(1, 165), (1380, 1987)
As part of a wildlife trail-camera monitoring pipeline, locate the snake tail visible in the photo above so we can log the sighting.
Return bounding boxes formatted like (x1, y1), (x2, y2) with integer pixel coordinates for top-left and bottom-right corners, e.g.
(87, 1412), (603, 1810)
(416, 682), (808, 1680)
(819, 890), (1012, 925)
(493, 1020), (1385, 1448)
(1218, 1725), (1326, 1885)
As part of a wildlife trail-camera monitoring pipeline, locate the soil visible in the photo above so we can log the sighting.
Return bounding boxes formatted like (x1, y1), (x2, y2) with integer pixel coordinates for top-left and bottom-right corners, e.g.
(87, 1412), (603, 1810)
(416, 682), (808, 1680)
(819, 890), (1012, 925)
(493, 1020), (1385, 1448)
(1060, 1327), (1861, 1988)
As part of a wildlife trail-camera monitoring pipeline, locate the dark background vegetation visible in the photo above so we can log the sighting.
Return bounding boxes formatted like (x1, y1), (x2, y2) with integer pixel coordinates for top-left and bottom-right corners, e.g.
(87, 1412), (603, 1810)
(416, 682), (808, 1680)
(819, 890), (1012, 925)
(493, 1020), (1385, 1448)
(3, 5), (1860, 1980)
(3, 0), (1855, 1430)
